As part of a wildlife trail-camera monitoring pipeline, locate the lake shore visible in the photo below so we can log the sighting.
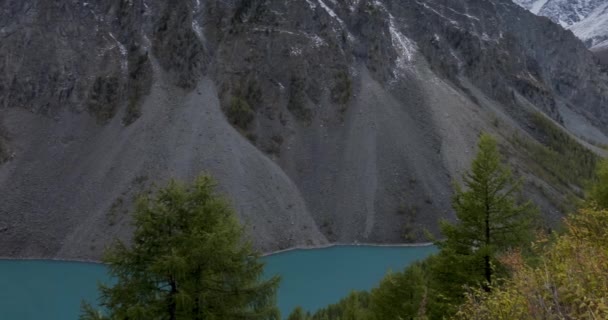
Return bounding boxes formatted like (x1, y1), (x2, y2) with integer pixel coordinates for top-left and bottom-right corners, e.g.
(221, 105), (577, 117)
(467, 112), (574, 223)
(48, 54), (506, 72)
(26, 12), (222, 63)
(0, 242), (435, 263)
(261, 242), (435, 257)
(0, 243), (438, 319)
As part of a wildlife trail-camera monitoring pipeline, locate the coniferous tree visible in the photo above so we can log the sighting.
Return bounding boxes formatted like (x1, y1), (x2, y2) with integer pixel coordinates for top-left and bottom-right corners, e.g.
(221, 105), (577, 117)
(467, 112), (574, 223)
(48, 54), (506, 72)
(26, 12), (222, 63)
(299, 291), (370, 320)
(438, 134), (536, 293)
(80, 175), (280, 320)
(287, 307), (308, 320)
(369, 263), (428, 319)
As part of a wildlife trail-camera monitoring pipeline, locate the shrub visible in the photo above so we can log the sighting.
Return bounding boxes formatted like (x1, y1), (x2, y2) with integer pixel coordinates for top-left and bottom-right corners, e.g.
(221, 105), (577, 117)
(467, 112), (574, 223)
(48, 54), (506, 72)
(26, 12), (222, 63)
(88, 76), (121, 123)
(331, 71), (352, 108)
(123, 51), (152, 125)
(0, 130), (9, 163)
(287, 76), (312, 123)
(227, 96), (255, 130)
(454, 207), (608, 320)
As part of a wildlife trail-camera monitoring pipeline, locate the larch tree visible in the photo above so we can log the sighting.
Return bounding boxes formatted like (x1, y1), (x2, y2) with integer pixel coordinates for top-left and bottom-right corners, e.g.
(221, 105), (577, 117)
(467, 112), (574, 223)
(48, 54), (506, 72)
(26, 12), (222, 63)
(439, 133), (536, 292)
(80, 175), (280, 320)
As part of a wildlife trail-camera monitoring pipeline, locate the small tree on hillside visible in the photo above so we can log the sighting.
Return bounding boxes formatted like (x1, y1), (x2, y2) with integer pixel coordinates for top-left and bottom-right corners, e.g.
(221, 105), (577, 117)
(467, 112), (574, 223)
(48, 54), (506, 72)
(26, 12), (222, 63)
(439, 133), (536, 292)
(369, 263), (428, 319)
(287, 307), (308, 320)
(81, 175), (280, 320)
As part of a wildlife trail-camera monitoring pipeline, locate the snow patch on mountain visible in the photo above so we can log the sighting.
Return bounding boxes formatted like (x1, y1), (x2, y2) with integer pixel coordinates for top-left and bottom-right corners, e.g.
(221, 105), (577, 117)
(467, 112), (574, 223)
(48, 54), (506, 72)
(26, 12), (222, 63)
(515, 0), (551, 14)
(388, 14), (415, 71)
(569, 2), (608, 48)
(318, 0), (344, 25)
(370, 0), (416, 75)
(513, 0), (603, 26)
(531, 0), (550, 14)
(513, 0), (608, 49)
(593, 38), (608, 50)
(108, 32), (128, 74)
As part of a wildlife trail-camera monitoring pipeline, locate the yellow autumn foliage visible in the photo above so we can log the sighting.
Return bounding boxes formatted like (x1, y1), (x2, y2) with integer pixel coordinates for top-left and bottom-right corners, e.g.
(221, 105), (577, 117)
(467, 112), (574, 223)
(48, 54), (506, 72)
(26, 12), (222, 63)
(454, 207), (608, 320)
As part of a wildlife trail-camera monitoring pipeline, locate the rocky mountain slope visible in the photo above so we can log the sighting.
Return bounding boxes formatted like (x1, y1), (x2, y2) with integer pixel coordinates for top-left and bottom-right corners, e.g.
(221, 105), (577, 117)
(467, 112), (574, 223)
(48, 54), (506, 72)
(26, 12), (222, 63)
(513, 0), (608, 50)
(1, 0), (607, 260)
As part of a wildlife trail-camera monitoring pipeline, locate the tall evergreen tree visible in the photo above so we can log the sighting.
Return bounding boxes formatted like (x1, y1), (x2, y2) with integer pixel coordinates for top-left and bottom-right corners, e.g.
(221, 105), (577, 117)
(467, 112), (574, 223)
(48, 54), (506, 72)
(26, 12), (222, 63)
(439, 133), (536, 292)
(81, 175), (280, 320)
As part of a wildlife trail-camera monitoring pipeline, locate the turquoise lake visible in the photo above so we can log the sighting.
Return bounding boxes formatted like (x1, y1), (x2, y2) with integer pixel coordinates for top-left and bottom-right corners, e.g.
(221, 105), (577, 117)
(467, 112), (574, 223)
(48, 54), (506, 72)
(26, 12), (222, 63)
(0, 245), (436, 319)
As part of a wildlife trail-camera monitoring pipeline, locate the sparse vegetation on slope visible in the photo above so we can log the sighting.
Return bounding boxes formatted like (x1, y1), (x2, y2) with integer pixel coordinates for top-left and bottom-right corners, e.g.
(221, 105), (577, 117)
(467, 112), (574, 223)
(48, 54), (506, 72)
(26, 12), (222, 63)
(227, 96), (255, 130)
(330, 70), (352, 111)
(289, 134), (539, 319)
(0, 142), (8, 163)
(221, 77), (264, 138)
(87, 76), (122, 123)
(0, 125), (9, 163)
(292, 138), (606, 320)
(512, 112), (598, 190)
(287, 76), (312, 124)
(123, 49), (153, 125)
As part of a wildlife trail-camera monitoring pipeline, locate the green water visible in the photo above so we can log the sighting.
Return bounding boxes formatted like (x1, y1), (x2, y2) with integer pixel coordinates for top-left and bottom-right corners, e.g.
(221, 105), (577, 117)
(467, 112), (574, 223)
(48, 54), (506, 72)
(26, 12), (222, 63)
(0, 245), (436, 319)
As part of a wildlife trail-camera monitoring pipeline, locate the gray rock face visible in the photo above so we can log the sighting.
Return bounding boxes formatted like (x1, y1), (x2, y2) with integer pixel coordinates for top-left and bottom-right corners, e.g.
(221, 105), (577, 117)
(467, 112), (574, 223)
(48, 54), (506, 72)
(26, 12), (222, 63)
(0, 0), (607, 260)
(0, 0), (153, 123)
(595, 47), (608, 65)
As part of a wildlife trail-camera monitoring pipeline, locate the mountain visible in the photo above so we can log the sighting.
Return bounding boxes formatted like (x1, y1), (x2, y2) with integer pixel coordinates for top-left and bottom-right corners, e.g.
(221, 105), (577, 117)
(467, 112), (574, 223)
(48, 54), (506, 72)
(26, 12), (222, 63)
(1, 0), (607, 260)
(513, 0), (604, 27)
(513, 0), (608, 50)
(569, 2), (608, 50)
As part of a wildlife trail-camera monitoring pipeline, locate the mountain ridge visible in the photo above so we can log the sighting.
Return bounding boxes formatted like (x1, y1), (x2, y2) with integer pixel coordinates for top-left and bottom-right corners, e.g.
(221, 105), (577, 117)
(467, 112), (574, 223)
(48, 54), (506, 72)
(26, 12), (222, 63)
(513, 0), (608, 50)
(0, 0), (607, 260)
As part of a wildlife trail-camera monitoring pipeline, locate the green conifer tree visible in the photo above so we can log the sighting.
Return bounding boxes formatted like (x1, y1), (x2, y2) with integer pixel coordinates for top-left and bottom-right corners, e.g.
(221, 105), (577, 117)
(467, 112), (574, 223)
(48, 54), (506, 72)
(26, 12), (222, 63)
(369, 263), (427, 320)
(287, 307), (308, 320)
(439, 133), (536, 292)
(81, 175), (280, 320)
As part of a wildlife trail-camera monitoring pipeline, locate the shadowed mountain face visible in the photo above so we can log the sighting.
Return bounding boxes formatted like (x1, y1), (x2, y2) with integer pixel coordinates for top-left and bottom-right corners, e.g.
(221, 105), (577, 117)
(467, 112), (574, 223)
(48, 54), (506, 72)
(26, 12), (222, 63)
(595, 47), (608, 65)
(0, 0), (607, 260)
